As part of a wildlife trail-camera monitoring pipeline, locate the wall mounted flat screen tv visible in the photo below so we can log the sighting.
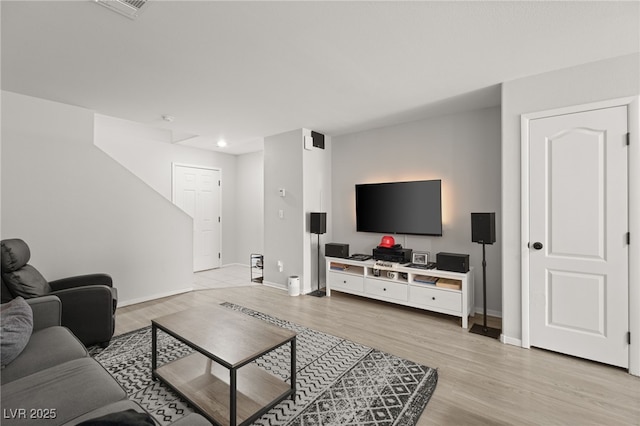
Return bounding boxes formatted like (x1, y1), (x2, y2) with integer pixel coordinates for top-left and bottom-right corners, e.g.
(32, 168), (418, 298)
(355, 180), (442, 236)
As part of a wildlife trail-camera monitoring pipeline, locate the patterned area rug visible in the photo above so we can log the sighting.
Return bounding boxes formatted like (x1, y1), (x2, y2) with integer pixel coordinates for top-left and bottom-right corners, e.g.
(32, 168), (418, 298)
(90, 303), (438, 425)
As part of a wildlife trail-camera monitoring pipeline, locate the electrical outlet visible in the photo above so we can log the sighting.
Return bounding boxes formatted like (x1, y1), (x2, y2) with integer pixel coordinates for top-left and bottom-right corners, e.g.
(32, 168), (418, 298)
(278, 209), (284, 219)
(277, 260), (283, 272)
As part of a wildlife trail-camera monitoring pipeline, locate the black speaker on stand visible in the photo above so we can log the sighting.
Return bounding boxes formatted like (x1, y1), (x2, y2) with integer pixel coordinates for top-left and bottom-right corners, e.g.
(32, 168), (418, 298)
(309, 212), (326, 297)
(469, 212), (501, 339)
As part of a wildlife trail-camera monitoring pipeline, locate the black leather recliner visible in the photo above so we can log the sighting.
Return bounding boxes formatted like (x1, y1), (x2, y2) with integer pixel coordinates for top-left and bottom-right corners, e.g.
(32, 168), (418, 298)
(1, 239), (117, 347)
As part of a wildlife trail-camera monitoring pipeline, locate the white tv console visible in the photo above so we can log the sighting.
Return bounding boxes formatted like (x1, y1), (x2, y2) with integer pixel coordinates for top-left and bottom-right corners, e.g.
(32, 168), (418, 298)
(325, 257), (475, 328)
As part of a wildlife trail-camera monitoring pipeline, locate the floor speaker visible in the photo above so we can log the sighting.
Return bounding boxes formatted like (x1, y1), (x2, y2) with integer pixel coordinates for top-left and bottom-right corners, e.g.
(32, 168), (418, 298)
(469, 211), (501, 339)
(309, 212), (327, 297)
(471, 212), (496, 244)
(310, 212), (326, 234)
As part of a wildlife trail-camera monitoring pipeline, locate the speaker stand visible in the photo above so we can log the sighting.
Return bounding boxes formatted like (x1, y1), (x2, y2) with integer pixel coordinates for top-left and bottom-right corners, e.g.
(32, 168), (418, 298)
(469, 242), (501, 339)
(309, 233), (325, 297)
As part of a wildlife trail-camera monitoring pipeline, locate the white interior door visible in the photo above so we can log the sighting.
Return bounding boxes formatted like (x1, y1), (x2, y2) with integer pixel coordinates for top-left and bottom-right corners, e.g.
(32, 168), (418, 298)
(529, 106), (629, 368)
(173, 165), (221, 272)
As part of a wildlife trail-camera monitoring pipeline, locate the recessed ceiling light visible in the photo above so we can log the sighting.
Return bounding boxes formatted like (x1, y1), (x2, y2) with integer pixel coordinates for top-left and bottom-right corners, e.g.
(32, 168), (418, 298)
(217, 140), (227, 148)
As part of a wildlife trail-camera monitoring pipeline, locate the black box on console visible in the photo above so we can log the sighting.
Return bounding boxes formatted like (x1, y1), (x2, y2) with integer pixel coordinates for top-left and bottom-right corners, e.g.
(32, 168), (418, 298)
(325, 243), (349, 258)
(436, 252), (469, 273)
(373, 247), (412, 263)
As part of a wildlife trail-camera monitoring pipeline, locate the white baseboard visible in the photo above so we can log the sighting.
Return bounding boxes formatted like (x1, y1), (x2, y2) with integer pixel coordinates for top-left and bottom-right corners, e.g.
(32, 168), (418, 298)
(263, 280), (287, 291)
(118, 287), (193, 307)
(220, 262), (250, 268)
(501, 334), (523, 347)
(473, 307), (502, 318)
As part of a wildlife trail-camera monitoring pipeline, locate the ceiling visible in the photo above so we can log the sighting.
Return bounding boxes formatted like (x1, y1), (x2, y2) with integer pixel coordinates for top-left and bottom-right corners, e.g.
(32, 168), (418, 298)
(2, 1), (638, 154)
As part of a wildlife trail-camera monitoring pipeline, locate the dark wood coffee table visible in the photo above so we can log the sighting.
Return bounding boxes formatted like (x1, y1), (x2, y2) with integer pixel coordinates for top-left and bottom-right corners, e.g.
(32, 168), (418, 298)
(151, 305), (296, 426)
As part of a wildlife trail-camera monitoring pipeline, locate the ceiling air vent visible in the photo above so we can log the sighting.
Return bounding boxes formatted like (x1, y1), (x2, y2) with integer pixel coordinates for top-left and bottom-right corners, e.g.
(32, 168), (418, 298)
(95, 0), (148, 20)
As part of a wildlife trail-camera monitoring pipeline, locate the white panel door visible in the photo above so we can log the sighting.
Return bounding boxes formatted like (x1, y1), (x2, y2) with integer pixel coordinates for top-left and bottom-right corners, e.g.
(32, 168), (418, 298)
(529, 106), (629, 368)
(173, 165), (221, 272)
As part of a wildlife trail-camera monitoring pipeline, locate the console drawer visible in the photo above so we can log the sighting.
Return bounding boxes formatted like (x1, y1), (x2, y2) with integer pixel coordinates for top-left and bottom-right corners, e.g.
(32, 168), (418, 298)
(328, 272), (364, 293)
(410, 285), (461, 313)
(365, 278), (408, 302)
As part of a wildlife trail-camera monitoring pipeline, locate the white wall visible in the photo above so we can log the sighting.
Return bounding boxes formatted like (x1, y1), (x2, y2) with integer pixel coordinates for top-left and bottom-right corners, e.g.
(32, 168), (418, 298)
(94, 115), (239, 265)
(236, 150), (264, 265)
(332, 107), (502, 315)
(501, 53), (640, 346)
(263, 129), (304, 288)
(263, 129), (331, 293)
(303, 130), (332, 293)
(1, 92), (193, 305)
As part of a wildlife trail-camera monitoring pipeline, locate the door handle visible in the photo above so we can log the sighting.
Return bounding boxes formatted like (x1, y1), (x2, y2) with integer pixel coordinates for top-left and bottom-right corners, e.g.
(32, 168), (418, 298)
(530, 242), (543, 250)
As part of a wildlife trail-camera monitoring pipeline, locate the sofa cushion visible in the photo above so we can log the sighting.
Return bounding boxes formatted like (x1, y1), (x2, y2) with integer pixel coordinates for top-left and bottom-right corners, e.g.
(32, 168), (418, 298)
(64, 401), (213, 426)
(2, 277), (15, 303)
(1, 326), (88, 385)
(0, 358), (127, 425)
(1, 238), (51, 297)
(1, 239), (31, 272)
(2, 264), (51, 298)
(168, 413), (213, 426)
(63, 401), (150, 426)
(75, 409), (155, 425)
(1, 296), (33, 367)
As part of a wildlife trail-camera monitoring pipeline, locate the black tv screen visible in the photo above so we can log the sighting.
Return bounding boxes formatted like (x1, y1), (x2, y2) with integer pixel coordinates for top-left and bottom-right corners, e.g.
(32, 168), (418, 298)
(355, 180), (442, 236)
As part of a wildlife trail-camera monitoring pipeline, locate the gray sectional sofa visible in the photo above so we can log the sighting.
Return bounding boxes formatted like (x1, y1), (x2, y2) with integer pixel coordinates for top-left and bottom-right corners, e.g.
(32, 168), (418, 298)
(1, 295), (210, 425)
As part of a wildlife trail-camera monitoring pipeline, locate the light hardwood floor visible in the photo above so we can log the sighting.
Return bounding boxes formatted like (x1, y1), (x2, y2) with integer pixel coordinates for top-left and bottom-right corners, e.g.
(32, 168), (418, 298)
(116, 285), (640, 425)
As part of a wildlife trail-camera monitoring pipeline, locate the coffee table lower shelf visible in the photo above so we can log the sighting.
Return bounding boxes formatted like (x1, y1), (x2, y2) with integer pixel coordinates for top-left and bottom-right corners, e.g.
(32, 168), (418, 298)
(153, 352), (293, 425)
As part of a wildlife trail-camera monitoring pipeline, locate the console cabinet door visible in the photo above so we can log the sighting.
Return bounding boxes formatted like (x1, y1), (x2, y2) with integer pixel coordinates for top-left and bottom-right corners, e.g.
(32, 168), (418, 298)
(328, 273), (364, 293)
(365, 279), (408, 302)
(410, 285), (462, 314)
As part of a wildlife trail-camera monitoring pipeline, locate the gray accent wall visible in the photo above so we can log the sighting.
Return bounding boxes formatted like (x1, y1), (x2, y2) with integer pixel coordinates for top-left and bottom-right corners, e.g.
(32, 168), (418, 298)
(332, 107), (502, 316)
